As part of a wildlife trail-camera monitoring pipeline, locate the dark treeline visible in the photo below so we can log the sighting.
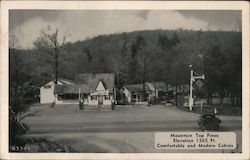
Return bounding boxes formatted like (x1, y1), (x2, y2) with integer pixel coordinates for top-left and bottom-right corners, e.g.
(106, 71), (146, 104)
(10, 29), (242, 106)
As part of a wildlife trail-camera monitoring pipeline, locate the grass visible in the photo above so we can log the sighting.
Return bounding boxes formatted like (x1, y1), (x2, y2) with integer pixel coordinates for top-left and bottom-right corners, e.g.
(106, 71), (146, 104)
(25, 137), (78, 152)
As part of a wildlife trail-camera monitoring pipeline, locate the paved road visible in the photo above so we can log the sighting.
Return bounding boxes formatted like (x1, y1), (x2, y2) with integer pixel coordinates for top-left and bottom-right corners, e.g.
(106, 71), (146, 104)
(27, 119), (241, 134)
(23, 104), (242, 153)
(25, 104), (241, 134)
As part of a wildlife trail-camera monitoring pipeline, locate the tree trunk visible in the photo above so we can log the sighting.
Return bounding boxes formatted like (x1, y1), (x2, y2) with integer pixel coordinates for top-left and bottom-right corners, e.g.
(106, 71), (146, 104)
(154, 80), (157, 103)
(239, 92), (242, 107)
(142, 56), (147, 101)
(175, 85), (178, 106)
(220, 94), (224, 104)
(142, 79), (146, 101)
(236, 92), (240, 106)
(231, 92), (235, 106)
(175, 67), (178, 106)
(116, 71), (119, 88)
(55, 47), (58, 84)
(211, 95), (213, 105)
(207, 92), (213, 105)
(166, 83), (169, 101)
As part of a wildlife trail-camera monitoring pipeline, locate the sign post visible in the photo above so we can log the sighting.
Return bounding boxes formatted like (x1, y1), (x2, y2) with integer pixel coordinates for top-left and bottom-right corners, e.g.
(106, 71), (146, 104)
(189, 67), (194, 111)
(189, 65), (205, 111)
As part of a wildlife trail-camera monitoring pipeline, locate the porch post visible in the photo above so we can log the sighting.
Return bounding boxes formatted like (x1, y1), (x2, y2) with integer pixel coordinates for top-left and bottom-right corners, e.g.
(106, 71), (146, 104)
(78, 87), (81, 100)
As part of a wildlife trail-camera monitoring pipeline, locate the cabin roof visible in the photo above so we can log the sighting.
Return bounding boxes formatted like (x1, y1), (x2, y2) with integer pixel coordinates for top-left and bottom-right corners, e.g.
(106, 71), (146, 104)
(54, 73), (114, 95)
(123, 84), (151, 92)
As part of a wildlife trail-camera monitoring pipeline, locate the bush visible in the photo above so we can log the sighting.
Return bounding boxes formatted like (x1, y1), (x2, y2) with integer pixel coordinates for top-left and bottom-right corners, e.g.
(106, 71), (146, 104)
(26, 138), (79, 152)
(9, 109), (29, 151)
(9, 81), (36, 148)
(49, 102), (55, 108)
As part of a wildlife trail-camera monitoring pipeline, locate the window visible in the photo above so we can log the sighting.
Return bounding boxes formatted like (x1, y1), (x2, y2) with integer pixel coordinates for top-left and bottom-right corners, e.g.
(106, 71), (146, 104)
(44, 85), (51, 89)
(132, 94), (137, 102)
(158, 91), (166, 97)
(91, 95), (97, 100)
(104, 95), (110, 100)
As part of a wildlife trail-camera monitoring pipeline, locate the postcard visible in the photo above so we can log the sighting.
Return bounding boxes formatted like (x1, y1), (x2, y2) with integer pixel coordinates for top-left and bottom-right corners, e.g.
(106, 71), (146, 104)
(0, 1), (249, 160)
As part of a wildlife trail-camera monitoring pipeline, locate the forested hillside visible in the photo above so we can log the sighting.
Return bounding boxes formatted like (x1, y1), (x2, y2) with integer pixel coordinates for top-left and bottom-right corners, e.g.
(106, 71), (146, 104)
(9, 29), (242, 106)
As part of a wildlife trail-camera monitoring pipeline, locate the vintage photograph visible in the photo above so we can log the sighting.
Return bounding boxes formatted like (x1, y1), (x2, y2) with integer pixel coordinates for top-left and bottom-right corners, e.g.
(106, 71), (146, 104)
(7, 8), (243, 154)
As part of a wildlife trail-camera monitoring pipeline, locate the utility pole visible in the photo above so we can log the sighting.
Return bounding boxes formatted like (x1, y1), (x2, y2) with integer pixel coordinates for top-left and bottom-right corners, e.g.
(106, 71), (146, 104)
(189, 65), (194, 111)
(114, 71), (119, 104)
(189, 65), (205, 111)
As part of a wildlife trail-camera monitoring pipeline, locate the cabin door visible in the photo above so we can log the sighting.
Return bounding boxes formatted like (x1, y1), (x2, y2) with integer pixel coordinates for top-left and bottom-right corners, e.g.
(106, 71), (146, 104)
(98, 96), (103, 105)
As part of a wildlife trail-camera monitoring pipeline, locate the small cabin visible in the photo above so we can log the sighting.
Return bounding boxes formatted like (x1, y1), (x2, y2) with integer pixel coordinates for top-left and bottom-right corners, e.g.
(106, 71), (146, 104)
(40, 78), (73, 104)
(122, 84), (152, 104)
(54, 73), (115, 106)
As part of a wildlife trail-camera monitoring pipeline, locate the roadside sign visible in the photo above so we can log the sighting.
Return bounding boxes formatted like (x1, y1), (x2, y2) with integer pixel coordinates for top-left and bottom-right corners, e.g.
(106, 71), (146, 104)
(195, 79), (204, 88)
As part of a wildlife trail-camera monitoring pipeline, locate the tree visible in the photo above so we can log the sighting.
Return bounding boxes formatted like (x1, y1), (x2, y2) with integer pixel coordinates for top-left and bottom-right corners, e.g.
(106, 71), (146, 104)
(169, 45), (188, 106)
(157, 33), (182, 105)
(33, 26), (67, 84)
(147, 48), (167, 102)
(10, 29), (241, 107)
(9, 36), (37, 148)
(128, 43), (140, 83)
(171, 32), (180, 46)
(157, 34), (172, 50)
(224, 33), (242, 106)
(204, 45), (227, 104)
(77, 46), (93, 73)
(132, 36), (154, 101)
(108, 44), (129, 89)
(136, 36), (147, 100)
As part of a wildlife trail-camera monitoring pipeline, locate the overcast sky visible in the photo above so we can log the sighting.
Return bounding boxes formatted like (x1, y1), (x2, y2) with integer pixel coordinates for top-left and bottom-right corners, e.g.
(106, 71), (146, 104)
(9, 10), (241, 49)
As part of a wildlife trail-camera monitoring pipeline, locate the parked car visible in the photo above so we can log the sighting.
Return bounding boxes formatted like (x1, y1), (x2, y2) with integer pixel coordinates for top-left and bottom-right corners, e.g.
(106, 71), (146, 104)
(198, 113), (221, 131)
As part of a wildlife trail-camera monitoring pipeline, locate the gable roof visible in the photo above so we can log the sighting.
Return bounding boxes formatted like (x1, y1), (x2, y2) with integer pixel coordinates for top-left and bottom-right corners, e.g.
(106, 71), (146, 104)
(75, 73), (114, 92)
(95, 80), (107, 90)
(146, 82), (190, 92)
(54, 84), (90, 95)
(146, 82), (168, 90)
(42, 78), (74, 87)
(54, 73), (115, 95)
(123, 84), (152, 93)
(57, 78), (74, 85)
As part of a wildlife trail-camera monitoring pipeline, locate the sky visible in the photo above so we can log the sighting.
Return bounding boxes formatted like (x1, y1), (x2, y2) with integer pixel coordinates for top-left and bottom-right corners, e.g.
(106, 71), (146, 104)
(9, 10), (241, 49)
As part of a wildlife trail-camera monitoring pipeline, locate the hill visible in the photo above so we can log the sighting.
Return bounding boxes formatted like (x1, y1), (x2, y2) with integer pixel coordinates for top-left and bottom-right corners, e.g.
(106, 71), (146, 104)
(9, 29), (242, 106)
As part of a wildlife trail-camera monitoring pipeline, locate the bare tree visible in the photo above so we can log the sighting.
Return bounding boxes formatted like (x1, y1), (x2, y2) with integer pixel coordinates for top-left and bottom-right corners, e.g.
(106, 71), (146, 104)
(133, 36), (155, 101)
(33, 26), (67, 84)
(108, 52), (129, 87)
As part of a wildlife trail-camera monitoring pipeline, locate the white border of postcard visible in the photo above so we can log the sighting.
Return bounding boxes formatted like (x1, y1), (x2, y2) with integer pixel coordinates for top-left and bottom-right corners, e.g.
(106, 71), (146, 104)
(1, 1), (249, 160)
